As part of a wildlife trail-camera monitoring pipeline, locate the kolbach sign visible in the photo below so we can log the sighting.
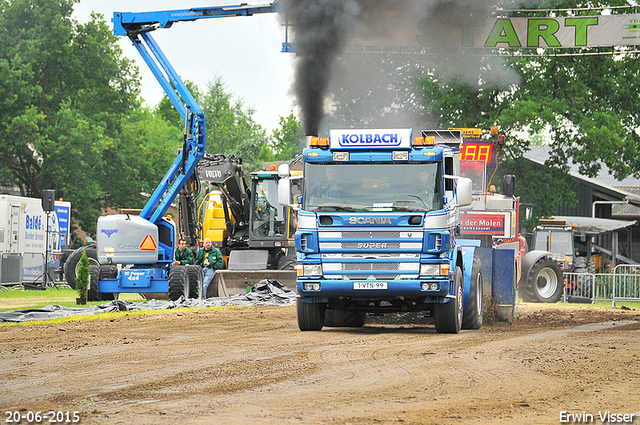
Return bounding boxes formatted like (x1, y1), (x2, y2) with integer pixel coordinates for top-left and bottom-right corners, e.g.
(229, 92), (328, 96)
(351, 14), (640, 49)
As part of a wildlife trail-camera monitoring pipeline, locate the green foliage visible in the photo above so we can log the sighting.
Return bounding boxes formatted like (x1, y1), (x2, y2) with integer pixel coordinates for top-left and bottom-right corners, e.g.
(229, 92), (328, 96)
(410, 1), (640, 227)
(198, 76), (269, 172)
(260, 112), (305, 162)
(76, 250), (89, 298)
(0, 0), (154, 237)
(153, 80), (201, 129)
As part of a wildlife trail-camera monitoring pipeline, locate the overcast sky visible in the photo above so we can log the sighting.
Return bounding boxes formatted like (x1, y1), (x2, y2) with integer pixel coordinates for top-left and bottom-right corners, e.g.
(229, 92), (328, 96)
(72, 0), (296, 132)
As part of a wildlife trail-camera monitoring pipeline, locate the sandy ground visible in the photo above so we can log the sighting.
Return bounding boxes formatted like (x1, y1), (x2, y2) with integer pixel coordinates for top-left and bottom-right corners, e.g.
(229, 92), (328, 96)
(1, 302), (639, 424)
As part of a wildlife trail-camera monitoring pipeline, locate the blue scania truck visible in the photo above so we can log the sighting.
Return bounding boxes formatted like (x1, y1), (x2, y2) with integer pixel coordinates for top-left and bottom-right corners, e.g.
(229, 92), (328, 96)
(278, 128), (516, 333)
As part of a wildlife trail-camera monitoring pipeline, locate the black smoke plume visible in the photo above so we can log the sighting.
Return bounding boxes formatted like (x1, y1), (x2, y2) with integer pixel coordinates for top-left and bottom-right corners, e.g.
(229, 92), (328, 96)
(279, 0), (360, 135)
(279, 0), (561, 135)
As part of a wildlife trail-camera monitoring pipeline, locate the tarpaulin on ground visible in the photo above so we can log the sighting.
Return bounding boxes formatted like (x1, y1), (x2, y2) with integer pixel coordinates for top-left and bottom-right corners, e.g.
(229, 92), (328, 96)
(0, 279), (296, 323)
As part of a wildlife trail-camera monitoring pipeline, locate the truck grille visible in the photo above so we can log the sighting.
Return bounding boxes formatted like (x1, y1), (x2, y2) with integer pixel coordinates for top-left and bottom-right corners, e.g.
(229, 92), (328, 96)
(318, 229), (422, 280)
(344, 262), (400, 271)
(341, 231), (401, 239)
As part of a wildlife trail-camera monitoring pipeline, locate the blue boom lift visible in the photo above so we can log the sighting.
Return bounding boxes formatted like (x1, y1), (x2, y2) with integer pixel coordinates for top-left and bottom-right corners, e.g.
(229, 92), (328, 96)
(91, 3), (281, 301)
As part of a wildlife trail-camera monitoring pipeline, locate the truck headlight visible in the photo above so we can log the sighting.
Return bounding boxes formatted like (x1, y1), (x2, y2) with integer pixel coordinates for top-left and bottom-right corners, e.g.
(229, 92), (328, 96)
(420, 264), (448, 276)
(302, 264), (323, 277)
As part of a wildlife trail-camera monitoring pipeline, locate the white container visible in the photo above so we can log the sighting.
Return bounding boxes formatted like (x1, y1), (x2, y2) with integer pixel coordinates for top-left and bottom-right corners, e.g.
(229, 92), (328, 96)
(97, 214), (158, 265)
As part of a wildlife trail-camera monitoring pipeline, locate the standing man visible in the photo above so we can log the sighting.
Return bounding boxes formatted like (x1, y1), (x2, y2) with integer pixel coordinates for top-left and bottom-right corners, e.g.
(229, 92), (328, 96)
(196, 237), (224, 299)
(172, 238), (194, 266)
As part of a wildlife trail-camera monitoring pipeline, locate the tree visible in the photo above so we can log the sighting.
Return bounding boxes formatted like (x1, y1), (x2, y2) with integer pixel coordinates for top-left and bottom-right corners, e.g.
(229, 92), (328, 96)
(154, 80), (201, 130)
(260, 112), (304, 162)
(199, 76), (269, 172)
(417, 2), (640, 226)
(0, 1), (186, 237)
(76, 250), (89, 300)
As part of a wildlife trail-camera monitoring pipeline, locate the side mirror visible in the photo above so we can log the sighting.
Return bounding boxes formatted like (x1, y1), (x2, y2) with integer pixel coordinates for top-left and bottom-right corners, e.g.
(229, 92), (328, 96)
(503, 174), (516, 198)
(277, 163), (290, 178)
(525, 205), (533, 221)
(457, 177), (473, 206)
(278, 176), (292, 207)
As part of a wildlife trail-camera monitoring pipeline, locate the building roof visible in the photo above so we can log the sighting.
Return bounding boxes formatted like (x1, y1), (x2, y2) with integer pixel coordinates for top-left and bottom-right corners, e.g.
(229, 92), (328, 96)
(524, 145), (640, 206)
(548, 216), (637, 236)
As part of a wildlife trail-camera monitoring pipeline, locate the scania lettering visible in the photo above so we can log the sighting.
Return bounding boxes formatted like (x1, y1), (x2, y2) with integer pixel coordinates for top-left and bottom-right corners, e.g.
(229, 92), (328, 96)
(279, 129), (516, 333)
(348, 217), (393, 225)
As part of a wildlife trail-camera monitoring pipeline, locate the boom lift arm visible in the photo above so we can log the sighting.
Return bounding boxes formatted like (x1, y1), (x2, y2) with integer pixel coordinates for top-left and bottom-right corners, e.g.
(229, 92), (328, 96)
(112, 2), (278, 225)
(93, 3), (281, 301)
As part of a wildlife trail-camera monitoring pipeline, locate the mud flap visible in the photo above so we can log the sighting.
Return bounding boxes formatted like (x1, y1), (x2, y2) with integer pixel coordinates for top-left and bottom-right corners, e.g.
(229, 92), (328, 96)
(475, 247), (516, 323)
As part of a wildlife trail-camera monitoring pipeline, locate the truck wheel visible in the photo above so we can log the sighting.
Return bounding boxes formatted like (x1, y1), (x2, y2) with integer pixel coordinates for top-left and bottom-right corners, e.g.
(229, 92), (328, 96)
(434, 266), (463, 334)
(524, 258), (563, 303)
(186, 265), (203, 299)
(168, 266), (188, 301)
(462, 255), (483, 330)
(277, 255), (296, 270)
(324, 309), (366, 327)
(297, 299), (326, 331)
(64, 246), (98, 289)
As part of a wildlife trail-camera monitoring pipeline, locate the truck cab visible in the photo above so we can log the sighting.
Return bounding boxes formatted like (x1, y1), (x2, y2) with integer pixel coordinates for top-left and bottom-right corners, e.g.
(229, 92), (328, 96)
(280, 129), (485, 333)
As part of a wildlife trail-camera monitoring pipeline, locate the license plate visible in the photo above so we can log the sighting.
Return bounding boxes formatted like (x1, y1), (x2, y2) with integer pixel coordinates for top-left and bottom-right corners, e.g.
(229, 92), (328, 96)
(354, 281), (388, 290)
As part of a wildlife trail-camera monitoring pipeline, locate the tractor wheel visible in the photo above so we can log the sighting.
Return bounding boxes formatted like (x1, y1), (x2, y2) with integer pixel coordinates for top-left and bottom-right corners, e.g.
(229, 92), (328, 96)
(296, 299), (326, 331)
(87, 265), (100, 302)
(462, 255), (483, 330)
(434, 266), (463, 334)
(523, 257), (563, 303)
(186, 265), (203, 299)
(97, 265), (118, 301)
(277, 255), (296, 270)
(64, 246), (98, 289)
(168, 266), (188, 301)
(324, 309), (366, 327)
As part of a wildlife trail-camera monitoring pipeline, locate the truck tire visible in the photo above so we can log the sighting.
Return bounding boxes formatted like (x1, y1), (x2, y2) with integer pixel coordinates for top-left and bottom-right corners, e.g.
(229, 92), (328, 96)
(186, 265), (203, 299)
(64, 246), (98, 289)
(297, 299), (326, 331)
(324, 309), (366, 327)
(168, 266), (188, 301)
(462, 255), (483, 330)
(277, 255), (296, 270)
(522, 257), (563, 303)
(434, 266), (463, 334)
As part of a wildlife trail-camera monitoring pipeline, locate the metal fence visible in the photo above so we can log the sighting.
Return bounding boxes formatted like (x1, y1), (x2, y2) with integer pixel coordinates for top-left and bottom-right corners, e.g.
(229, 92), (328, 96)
(0, 252), (47, 288)
(563, 266), (640, 305)
(611, 265), (640, 306)
(563, 271), (596, 301)
(0, 253), (22, 286)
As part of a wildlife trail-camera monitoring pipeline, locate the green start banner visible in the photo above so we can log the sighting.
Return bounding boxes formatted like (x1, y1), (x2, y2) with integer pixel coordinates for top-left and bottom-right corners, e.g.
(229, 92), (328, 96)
(351, 14), (640, 49)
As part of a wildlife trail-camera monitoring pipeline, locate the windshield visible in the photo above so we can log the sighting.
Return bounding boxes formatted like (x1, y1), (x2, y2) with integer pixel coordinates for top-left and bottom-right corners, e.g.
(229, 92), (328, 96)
(252, 178), (288, 238)
(534, 230), (574, 255)
(303, 162), (442, 213)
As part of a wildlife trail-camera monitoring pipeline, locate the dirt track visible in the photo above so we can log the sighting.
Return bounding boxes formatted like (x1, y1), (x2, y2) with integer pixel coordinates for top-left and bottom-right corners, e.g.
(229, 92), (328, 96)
(1, 303), (640, 424)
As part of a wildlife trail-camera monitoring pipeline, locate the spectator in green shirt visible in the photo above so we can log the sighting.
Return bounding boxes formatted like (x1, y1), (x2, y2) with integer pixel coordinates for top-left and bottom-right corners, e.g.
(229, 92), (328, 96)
(196, 237), (224, 299)
(172, 238), (194, 266)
